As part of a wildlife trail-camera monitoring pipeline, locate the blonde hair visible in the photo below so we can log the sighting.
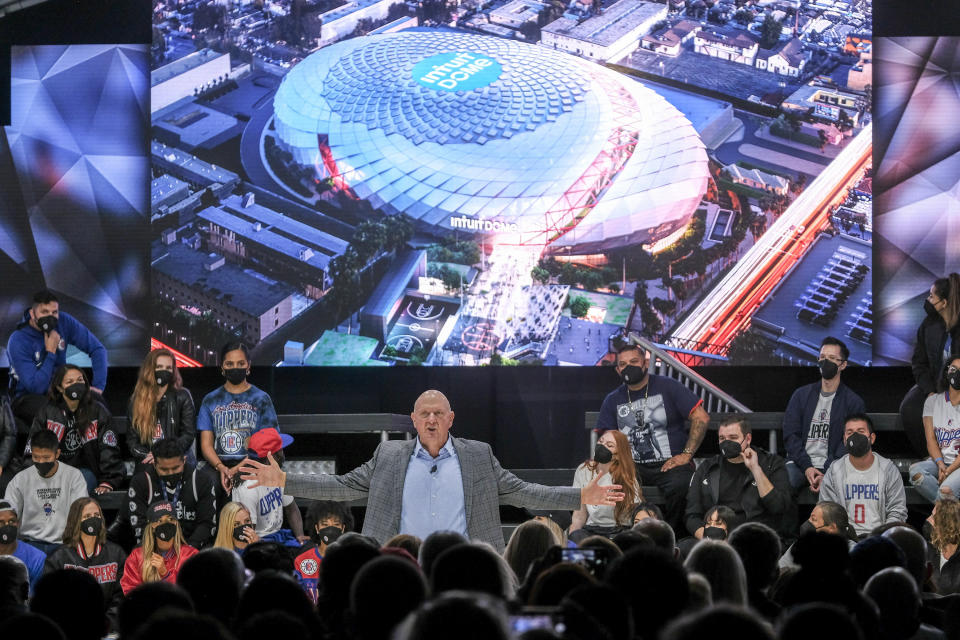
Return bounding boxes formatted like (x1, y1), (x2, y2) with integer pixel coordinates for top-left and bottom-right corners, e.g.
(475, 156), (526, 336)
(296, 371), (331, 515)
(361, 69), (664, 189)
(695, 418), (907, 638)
(140, 518), (186, 583)
(931, 499), (960, 553)
(214, 502), (250, 550)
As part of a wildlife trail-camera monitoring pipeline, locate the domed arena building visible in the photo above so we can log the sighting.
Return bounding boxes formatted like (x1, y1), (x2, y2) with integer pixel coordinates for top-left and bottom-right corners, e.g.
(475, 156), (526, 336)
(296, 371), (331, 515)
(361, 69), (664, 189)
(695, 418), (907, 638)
(273, 30), (710, 256)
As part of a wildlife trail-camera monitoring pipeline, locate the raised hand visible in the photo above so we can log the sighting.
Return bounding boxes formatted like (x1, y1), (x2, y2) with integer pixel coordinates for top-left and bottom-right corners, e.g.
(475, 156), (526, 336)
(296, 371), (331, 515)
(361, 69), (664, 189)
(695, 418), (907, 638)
(581, 471), (625, 507)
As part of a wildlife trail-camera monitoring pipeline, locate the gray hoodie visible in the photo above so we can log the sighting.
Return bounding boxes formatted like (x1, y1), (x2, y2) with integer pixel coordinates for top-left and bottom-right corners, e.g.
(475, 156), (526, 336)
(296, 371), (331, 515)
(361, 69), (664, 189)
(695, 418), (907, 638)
(819, 451), (907, 536)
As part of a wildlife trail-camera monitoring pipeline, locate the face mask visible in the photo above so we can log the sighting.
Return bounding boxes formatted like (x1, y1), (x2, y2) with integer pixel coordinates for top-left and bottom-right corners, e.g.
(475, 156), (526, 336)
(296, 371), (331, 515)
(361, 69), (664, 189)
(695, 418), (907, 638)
(314, 525), (343, 546)
(924, 299), (939, 316)
(798, 520), (816, 536)
(845, 432), (871, 457)
(223, 368), (247, 385)
(80, 516), (103, 536)
(703, 526), (727, 540)
(36, 314), (58, 333)
(922, 521), (934, 541)
(64, 382), (86, 401)
(620, 365), (646, 385)
(158, 471), (182, 488)
(35, 461), (56, 477)
(0, 524), (17, 544)
(818, 358), (839, 380)
(948, 371), (960, 391)
(233, 523), (250, 542)
(719, 440), (742, 459)
(155, 369), (173, 387)
(154, 522), (177, 542)
(594, 443), (613, 464)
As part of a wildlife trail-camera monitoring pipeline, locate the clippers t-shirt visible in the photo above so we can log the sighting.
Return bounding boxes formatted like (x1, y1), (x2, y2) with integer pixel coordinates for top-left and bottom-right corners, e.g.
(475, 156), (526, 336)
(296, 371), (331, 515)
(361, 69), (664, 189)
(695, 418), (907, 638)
(232, 479), (294, 537)
(196, 385), (278, 461)
(805, 391), (835, 470)
(922, 392), (960, 465)
(843, 456), (882, 535)
(596, 377), (700, 464)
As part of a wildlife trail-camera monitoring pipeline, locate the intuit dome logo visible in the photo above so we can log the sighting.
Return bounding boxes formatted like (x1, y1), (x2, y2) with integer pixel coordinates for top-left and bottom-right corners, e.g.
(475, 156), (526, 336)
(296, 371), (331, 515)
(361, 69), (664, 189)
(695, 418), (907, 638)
(450, 215), (519, 232)
(413, 52), (503, 92)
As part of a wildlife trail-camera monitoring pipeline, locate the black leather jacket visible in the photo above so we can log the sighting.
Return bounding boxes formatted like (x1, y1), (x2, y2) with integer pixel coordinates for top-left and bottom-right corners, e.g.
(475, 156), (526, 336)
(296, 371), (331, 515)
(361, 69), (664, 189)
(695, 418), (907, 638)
(912, 313), (960, 394)
(0, 396), (16, 468)
(126, 387), (196, 460)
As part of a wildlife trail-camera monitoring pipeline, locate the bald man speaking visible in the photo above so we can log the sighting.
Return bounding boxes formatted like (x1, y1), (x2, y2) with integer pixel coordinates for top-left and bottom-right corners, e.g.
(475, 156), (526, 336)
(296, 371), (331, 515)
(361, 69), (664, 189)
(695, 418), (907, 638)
(241, 390), (622, 550)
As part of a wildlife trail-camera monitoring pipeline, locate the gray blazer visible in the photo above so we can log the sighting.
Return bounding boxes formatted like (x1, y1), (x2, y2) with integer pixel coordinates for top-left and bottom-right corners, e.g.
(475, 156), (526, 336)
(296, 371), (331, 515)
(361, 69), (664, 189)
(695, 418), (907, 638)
(285, 436), (583, 551)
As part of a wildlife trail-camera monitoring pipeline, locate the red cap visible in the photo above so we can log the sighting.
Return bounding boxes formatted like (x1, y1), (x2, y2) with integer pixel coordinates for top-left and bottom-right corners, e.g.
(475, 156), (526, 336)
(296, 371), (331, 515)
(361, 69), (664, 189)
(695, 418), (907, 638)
(247, 428), (294, 458)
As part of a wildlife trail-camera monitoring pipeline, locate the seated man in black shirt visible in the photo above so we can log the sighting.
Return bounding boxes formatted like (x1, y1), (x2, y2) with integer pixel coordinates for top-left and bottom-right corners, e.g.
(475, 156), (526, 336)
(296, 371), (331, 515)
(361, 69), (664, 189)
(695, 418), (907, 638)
(685, 416), (794, 540)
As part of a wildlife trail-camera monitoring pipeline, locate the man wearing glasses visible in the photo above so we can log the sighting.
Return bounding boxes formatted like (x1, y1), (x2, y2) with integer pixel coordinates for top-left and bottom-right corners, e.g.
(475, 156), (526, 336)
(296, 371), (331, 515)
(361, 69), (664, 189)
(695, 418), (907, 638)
(782, 337), (865, 493)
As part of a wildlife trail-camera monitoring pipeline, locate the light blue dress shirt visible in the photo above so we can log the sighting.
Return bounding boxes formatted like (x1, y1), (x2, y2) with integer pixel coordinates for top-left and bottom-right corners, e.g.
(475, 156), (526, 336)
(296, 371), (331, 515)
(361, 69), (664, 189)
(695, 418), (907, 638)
(400, 436), (468, 540)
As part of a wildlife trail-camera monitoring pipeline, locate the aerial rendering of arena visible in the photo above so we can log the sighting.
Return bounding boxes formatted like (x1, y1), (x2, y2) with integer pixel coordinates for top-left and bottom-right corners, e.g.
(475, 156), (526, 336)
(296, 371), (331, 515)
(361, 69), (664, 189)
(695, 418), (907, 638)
(272, 30), (710, 256)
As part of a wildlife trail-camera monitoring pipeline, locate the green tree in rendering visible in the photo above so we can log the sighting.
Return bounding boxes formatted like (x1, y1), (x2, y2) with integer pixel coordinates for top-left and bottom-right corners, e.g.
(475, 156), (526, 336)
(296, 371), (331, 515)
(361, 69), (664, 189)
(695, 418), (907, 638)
(569, 295), (591, 318)
(759, 15), (782, 49)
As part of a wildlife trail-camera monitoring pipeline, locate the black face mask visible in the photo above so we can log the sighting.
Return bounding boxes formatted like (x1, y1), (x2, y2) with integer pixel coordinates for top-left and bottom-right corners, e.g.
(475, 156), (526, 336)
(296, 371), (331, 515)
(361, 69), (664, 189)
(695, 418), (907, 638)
(924, 299), (939, 317)
(818, 358), (839, 380)
(233, 523), (250, 542)
(703, 526), (727, 540)
(158, 471), (182, 488)
(314, 525), (343, 546)
(36, 314), (58, 333)
(80, 516), (103, 536)
(64, 382), (86, 401)
(0, 524), (18, 545)
(594, 443), (613, 464)
(620, 365), (646, 385)
(154, 522), (177, 542)
(798, 520), (816, 536)
(35, 461), (56, 477)
(846, 432), (871, 457)
(948, 371), (960, 391)
(155, 369), (173, 387)
(719, 440), (742, 459)
(223, 368), (247, 385)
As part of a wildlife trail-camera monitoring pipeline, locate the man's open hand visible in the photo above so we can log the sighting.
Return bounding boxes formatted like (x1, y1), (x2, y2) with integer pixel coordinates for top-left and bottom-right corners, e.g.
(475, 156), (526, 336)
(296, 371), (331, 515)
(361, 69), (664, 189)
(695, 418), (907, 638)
(581, 472), (624, 507)
(239, 452), (286, 489)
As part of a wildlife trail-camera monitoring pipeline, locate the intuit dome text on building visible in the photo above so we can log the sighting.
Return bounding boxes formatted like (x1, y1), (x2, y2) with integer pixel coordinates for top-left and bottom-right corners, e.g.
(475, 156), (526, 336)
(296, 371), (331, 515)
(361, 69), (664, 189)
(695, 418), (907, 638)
(273, 30), (709, 255)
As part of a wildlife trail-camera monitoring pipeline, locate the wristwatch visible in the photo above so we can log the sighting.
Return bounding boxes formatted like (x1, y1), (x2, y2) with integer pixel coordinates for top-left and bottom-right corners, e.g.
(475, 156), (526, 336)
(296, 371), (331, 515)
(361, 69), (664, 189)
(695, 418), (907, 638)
(681, 447), (694, 456)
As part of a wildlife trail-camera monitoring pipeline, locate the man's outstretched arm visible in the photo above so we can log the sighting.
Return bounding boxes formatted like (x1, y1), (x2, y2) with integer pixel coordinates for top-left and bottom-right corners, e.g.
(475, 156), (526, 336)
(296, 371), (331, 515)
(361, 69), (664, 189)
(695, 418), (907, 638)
(241, 450), (375, 502)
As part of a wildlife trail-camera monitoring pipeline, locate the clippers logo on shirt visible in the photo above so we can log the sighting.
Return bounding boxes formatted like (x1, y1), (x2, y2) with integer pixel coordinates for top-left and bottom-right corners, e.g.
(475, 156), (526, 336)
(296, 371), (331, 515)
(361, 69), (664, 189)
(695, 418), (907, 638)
(44, 419), (98, 455)
(259, 488), (285, 517)
(935, 422), (960, 456)
(212, 401), (259, 456)
(64, 562), (119, 583)
(844, 482), (879, 525)
(299, 558), (318, 575)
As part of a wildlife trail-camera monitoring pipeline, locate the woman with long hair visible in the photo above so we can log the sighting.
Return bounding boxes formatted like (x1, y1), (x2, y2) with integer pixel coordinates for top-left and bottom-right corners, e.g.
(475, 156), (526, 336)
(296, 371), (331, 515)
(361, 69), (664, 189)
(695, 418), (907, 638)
(127, 348), (196, 469)
(901, 273), (960, 455)
(28, 364), (123, 493)
(569, 430), (642, 543)
(213, 501), (260, 554)
(44, 497), (127, 629)
(120, 501), (198, 594)
(930, 498), (960, 595)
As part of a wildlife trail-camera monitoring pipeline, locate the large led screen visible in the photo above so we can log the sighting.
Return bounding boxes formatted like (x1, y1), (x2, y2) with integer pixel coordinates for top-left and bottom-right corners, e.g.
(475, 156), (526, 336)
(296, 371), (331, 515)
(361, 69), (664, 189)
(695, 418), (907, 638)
(1, 2), (956, 368)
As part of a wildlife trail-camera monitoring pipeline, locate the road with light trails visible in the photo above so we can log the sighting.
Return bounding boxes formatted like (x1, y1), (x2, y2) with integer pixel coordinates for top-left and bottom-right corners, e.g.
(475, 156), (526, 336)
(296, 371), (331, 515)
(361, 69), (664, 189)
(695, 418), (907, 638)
(670, 122), (873, 355)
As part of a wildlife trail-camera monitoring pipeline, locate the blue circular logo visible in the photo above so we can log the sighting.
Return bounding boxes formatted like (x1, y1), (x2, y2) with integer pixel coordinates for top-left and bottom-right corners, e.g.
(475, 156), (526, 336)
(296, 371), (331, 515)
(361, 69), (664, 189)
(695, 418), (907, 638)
(412, 51), (502, 92)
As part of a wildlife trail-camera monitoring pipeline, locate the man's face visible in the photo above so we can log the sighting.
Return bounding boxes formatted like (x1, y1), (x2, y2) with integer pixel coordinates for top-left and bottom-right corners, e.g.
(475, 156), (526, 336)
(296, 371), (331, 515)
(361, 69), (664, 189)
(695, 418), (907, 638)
(30, 302), (59, 324)
(155, 456), (185, 477)
(411, 393), (454, 451)
(808, 506), (838, 534)
(0, 511), (18, 530)
(819, 344), (846, 374)
(31, 448), (58, 465)
(615, 348), (646, 375)
(717, 424), (750, 450)
(843, 419), (874, 445)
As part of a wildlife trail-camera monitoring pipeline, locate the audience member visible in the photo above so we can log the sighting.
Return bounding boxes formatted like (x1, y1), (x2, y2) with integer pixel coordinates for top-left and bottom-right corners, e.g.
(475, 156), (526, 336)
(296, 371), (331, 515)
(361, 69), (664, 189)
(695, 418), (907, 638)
(848, 535), (907, 588)
(910, 357), (960, 503)
(127, 348), (196, 469)
(630, 501), (664, 525)
(418, 530), (467, 577)
(561, 583), (633, 640)
(782, 336), (865, 492)
(116, 581), (193, 640)
(570, 430), (642, 543)
(198, 342), (279, 497)
(349, 555), (428, 640)
(929, 498), (960, 594)
(882, 525), (933, 591)
(684, 572), (712, 613)
(7, 290), (107, 425)
(578, 534), (624, 564)
(605, 546), (689, 640)
(533, 514), (568, 546)
(128, 438), (216, 548)
(232, 428), (303, 545)
(235, 569), (320, 635)
(239, 611), (311, 640)
(242, 390), (619, 551)
(293, 500), (352, 603)
(865, 567), (940, 640)
(3, 428), (87, 554)
(213, 501), (258, 554)
(596, 343), (710, 533)
(0, 397), (15, 495)
(683, 539), (748, 606)
(777, 603), (863, 640)
(678, 506), (735, 558)
(240, 540), (294, 575)
(27, 365), (123, 494)
(176, 547), (245, 626)
(0, 554), (29, 612)
(395, 591), (511, 640)
(316, 537), (380, 636)
(661, 604), (774, 640)
(504, 519), (556, 584)
(120, 501), (198, 594)
(0, 611), (65, 640)
(383, 533), (421, 558)
(30, 569), (105, 640)
(632, 517), (676, 557)
(819, 413), (908, 537)
(727, 522), (781, 620)
(126, 609), (232, 640)
(528, 562), (596, 606)
(611, 529), (654, 554)
(0, 499), (45, 591)
(431, 542), (507, 599)
(44, 497), (125, 629)
(685, 417), (793, 540)
(901, 273), (960, 456)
